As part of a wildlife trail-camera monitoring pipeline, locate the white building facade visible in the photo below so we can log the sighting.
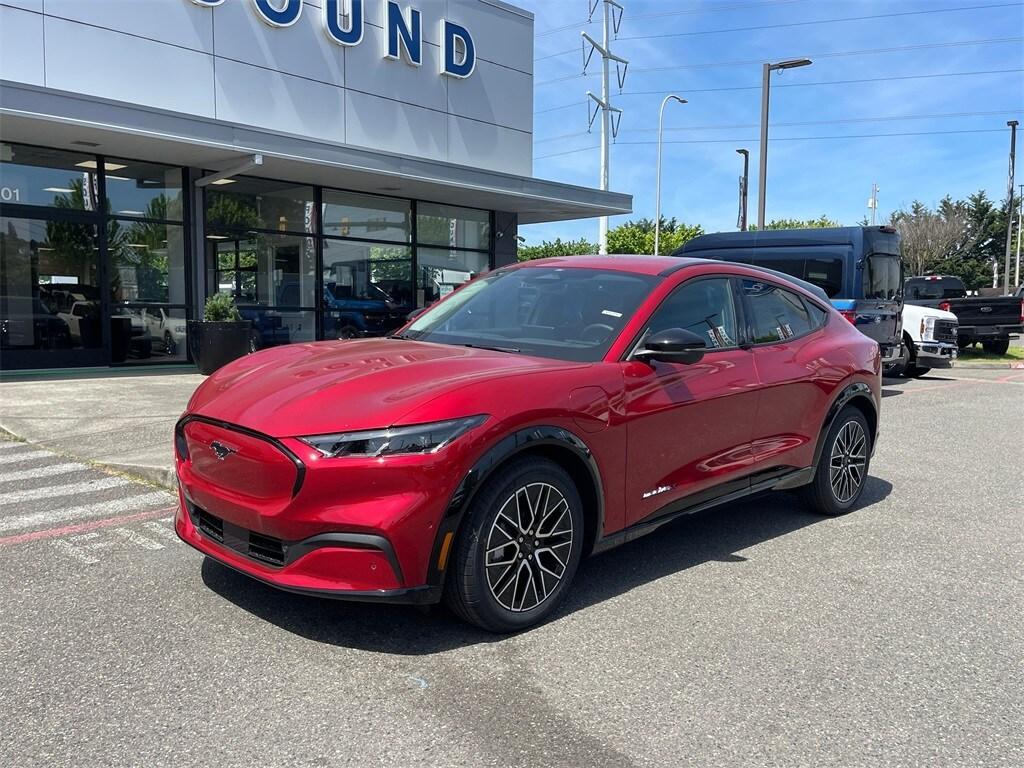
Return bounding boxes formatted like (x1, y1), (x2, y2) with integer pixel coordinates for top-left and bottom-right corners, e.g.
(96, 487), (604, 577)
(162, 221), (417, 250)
(0, 0), (630, 370)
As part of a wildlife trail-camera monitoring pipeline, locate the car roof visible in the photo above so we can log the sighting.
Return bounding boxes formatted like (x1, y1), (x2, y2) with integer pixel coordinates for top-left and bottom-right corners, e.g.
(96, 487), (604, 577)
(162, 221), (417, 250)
(513, 255), (712, 276)
(509, 255), (830, 303)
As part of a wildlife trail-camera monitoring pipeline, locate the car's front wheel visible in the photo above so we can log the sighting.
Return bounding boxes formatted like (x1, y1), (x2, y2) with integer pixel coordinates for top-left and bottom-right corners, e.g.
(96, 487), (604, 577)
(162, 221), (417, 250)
(444, 457), (584, 632)
(802, 406), (872, 516)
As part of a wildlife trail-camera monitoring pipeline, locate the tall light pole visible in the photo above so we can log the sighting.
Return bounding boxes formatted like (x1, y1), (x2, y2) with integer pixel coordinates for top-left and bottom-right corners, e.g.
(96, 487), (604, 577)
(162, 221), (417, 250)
(1016, 182), (1023, 288)
(736, 149), (749, 231)
(757, 58), (812, 229)
(1003, 120), (1018, 293)
(655, 94), (687, 256)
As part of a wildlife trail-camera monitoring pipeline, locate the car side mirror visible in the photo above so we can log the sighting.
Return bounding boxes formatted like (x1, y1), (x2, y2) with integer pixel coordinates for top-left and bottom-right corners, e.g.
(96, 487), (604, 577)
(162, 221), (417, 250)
(633, 328), (707, 365)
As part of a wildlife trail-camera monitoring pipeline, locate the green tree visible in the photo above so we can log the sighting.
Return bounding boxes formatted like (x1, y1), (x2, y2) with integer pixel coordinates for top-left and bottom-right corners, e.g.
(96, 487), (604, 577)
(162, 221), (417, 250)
(749, 216), (841, 231)
(517, 237), (596, 261)
(607, 217), (704, 255)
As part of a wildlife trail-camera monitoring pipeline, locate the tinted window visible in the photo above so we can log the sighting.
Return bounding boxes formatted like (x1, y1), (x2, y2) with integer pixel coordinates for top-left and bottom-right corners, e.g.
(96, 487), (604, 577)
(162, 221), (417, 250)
(864, 255), (902, 300)
(737, 257), (844, 298)
(644, 277), (738, 350)
(404, 267), (657, 362)
(806, 301), (828, 328)
(742, 280), (813, 343)
(905, 277), (966, 300)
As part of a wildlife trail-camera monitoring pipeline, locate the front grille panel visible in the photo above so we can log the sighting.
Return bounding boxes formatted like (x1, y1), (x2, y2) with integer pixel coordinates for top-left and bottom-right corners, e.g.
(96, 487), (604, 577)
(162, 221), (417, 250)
(933, 319), (958, 344)
(189, 504), (286, 567)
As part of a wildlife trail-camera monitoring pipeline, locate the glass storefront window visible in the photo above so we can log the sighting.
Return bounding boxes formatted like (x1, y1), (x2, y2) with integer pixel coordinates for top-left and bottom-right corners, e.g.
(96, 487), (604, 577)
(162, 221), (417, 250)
(242, 308), (316, 350)
(0, 143), (101, 211)
(417, 248), (490, 305)
(417, 203), (490, 251)
(321, 239), (413, 338)
(205, 178), (315, 234)
(109, 220), (186, 305)
(323, 190), (411, 243)
(0, 216), (100, 354)
(104, 160), (184, 222)
(207, 232), (316, 308)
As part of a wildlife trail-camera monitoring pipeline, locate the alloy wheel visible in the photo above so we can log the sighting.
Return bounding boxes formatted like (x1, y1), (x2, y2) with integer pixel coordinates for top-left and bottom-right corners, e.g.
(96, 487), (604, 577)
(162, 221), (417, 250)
(829, 420), (867, 503)
(484, 482), (574, 613)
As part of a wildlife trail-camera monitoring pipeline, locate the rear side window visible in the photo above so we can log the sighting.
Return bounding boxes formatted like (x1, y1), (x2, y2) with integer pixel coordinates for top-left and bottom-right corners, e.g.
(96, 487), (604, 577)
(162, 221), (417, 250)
(806, 301), (828, 329)
(864, 255), (902, 300)
(905, 277), (966, 300)
(730, 256), (844, 298)
(742, 279), (813, 343)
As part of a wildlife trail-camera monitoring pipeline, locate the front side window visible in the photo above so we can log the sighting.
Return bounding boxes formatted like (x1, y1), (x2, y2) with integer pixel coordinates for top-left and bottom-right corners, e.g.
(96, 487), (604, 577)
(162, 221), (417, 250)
(642, 277), (739, 350)
(404, 267), (657, 362)
(743, 279), (813, 343)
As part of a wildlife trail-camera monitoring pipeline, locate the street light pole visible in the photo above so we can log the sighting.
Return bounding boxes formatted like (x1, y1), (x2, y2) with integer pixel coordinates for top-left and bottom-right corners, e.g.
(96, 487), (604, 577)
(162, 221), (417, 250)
(757, 58), (812, 229)
(1003, 120), (1018, 294)
(736, 149), (749, 231)
(1016, 183), (1023, 288)
(655, 94), (687, 256)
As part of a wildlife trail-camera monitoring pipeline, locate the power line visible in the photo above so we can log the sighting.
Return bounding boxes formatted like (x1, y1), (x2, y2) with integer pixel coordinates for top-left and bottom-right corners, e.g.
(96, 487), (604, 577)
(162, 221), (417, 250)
(534, 2), (1021, 62)
(535, 0), (804, 38)
(535, 36), (1024, 85)
(534, 109), (1023, 145)
(535, 68), (1024, 115)
(534, 128), (1010, 160)
(619, 2), (1023, 42)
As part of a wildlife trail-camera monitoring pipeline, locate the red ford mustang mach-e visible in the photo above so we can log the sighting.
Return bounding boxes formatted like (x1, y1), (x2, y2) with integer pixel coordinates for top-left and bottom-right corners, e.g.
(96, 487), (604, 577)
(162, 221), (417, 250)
(175, 256), (880, 631)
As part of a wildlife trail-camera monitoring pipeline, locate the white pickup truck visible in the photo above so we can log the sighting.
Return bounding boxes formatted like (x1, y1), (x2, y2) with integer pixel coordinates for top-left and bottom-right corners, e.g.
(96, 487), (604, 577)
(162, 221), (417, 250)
(887, 303), (959, 378)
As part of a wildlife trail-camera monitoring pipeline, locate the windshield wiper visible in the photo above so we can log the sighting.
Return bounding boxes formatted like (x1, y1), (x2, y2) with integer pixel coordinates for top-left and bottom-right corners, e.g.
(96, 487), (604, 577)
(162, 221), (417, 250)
(458, 343), (521, 354)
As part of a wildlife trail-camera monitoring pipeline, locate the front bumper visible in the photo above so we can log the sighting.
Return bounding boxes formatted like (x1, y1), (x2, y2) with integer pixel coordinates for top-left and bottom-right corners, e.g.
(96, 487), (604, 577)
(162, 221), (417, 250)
(914, 341), (958, 369)
(175, 492), (442, 604)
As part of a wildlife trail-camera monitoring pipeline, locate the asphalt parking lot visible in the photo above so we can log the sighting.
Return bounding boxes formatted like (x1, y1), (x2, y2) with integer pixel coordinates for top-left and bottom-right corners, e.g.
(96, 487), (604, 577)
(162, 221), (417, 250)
(1, 367), (1022, 768)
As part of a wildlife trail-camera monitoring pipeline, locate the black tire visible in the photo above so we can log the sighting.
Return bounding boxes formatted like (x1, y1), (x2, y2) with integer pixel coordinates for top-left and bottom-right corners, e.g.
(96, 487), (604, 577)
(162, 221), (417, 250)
(905, 365), (931, 378)
(802, 406), (872, 516)
(982, 339), (1010, 356)
(957, 339), (973, 350)
(444, 457), (584, 633)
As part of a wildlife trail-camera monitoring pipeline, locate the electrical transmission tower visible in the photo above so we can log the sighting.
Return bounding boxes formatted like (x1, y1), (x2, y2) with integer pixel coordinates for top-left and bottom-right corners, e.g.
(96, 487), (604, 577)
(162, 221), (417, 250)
(582, 0), (628, 255)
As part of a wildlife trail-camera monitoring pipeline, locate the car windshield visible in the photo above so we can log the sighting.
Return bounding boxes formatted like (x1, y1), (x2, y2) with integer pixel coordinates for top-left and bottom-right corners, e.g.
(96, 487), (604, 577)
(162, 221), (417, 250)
(399, 266), (659, 362)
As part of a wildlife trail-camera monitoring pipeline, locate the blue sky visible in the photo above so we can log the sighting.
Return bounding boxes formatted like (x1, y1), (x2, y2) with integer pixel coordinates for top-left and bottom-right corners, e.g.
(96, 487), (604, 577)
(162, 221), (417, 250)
(516, 0), (1024, 245)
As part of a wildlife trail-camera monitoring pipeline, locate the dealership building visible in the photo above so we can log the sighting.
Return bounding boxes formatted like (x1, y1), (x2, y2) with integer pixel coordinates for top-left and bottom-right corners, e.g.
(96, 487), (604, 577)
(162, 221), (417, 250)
(0, 0), (630, 371)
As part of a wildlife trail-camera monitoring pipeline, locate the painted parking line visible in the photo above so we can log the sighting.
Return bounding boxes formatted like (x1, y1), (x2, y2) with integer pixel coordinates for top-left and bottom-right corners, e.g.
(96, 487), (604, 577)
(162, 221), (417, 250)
(0, 450), (54, 465)
(0, 441), (29, 450)
(0, 491), (173, 533)
(0, 463), (92, 485)
(1, 476), (131, 505)
(0, 507), (177, 547)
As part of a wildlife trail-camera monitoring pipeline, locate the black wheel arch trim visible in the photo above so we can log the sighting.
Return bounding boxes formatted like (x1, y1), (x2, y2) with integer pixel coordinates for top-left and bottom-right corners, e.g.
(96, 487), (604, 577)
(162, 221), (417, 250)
(812, 381), (878, 468)
(425, 425), (605, 589)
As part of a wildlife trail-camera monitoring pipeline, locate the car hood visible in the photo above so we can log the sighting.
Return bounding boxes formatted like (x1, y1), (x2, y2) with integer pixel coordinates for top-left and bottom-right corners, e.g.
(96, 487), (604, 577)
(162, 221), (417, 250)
(187, 338), (584, 437)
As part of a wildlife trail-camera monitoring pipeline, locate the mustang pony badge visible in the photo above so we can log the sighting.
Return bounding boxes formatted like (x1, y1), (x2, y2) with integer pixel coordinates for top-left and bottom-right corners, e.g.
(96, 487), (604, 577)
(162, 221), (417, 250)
(210, 441), (236, 461)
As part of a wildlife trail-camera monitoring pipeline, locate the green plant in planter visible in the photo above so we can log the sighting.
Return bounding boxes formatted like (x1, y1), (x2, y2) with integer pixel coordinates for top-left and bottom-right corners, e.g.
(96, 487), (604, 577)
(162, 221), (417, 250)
(203, 293), (243, 322)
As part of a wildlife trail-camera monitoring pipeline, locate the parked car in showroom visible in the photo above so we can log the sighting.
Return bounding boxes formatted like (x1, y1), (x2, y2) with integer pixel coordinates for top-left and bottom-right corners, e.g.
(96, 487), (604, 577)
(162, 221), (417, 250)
(174, 256), (880, 632)
(904, 275), (1023, 355)
(0, 295), (71, 349)
(143, 307), (187, 357)
(886, 303), (959, 378)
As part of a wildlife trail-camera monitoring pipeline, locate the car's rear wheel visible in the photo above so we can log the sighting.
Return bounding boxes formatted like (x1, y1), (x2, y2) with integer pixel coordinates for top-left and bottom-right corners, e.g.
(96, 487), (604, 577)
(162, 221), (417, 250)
(802, 406), (871, 516)
(444, 457), (583, 632)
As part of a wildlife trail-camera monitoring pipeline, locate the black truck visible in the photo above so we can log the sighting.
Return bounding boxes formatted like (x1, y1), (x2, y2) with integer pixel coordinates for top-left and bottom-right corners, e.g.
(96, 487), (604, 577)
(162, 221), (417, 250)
(903, 276), (1023, 354)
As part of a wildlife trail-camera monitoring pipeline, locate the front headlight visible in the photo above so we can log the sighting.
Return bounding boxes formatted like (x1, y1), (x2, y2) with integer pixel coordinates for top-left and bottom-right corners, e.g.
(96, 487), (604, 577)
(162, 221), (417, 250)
(300, 415), (487, 458)
(920, 316), (936, 341)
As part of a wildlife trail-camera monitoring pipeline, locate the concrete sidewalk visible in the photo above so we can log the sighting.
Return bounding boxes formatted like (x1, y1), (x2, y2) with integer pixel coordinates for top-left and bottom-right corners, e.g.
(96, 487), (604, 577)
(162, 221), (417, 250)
(0, 371), (204, 487)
